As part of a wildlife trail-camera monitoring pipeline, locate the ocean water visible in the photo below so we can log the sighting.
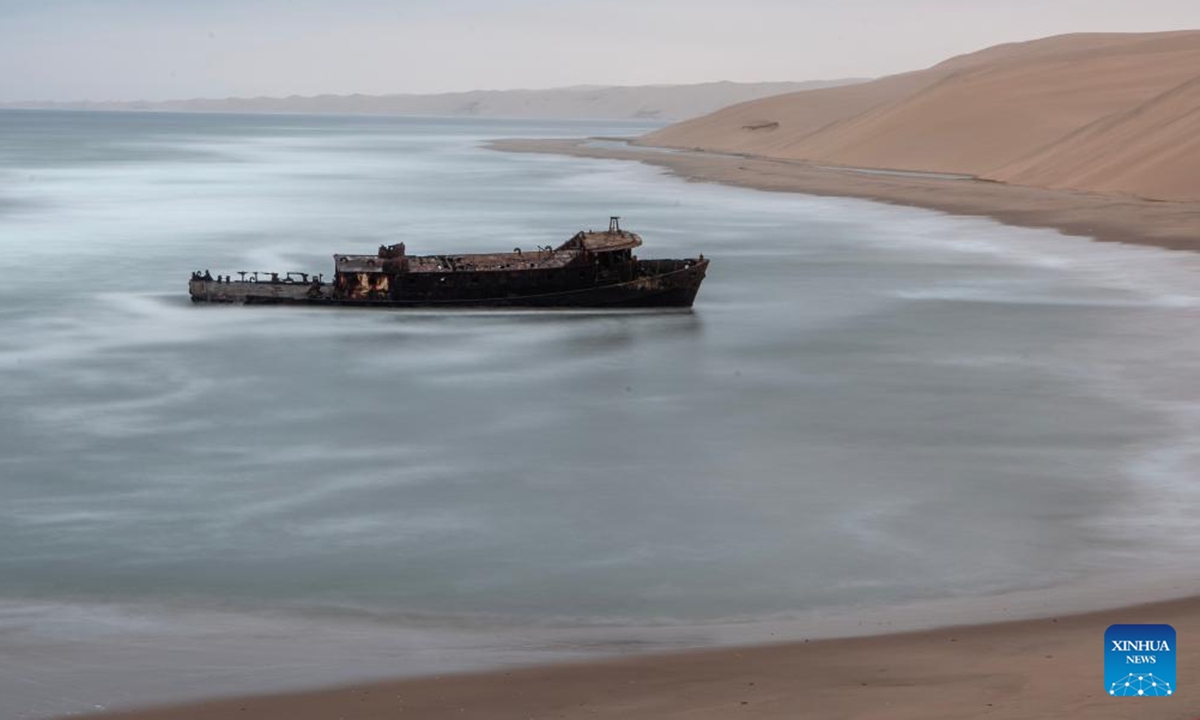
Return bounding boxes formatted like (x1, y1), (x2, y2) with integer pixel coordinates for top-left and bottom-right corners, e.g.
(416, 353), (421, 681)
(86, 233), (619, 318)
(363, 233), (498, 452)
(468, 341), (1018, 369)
(3, 110), (1200, 717)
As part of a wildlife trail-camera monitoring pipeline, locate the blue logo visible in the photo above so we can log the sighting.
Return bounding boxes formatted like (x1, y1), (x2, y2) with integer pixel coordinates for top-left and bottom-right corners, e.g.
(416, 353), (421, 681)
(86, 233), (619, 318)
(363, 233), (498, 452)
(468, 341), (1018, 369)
(1105, 624), (1175, 697)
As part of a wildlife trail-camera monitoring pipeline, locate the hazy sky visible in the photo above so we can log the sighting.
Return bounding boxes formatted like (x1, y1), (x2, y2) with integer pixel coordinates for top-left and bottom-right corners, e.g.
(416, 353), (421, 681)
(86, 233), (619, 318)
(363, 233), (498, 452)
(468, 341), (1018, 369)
(2, 0), (1198, 101)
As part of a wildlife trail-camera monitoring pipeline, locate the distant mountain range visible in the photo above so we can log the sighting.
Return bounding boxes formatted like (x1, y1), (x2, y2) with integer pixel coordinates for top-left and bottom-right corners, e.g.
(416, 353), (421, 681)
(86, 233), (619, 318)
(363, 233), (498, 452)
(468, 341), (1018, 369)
(1, 80), (865, 122)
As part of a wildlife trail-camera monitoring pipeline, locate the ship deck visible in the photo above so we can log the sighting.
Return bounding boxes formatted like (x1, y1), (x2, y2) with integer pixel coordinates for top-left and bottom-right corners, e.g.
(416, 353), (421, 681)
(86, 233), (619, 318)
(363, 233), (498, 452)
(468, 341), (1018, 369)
(405, 250), (578, 273)
(335, 230), (642, 275)
(334, 249), (578, 274)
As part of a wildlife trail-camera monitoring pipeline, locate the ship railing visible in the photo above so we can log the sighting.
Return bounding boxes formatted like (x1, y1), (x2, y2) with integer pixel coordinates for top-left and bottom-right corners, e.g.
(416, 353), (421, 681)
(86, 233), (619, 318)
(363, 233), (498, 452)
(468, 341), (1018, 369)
(636, 258), (703, 275)
(221, 271), (325, 284)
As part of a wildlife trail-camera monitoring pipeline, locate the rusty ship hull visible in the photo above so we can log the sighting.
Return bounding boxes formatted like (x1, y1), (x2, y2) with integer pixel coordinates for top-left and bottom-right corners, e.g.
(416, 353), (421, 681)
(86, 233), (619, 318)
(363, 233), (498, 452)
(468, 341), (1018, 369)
(189, 219), (708, 309)
(190, 259), (706, 308)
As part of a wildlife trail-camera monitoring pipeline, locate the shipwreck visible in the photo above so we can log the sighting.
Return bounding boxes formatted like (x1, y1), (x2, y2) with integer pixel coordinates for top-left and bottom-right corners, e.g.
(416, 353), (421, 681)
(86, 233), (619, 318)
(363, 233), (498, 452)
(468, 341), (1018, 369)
(189, 218), (708, 308)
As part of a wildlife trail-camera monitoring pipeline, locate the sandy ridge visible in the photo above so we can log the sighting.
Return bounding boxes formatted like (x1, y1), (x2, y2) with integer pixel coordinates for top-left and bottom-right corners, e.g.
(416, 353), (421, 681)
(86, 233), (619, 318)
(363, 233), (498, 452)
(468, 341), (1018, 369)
(642, 31), (1200, 202)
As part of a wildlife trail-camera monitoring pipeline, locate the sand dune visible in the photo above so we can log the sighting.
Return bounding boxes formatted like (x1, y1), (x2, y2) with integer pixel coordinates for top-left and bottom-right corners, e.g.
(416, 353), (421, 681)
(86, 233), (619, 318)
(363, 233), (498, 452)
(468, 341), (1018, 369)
(994, 75), (1200, 201)
(0, 80), (862, 122)
(642, 31), (1200, 201)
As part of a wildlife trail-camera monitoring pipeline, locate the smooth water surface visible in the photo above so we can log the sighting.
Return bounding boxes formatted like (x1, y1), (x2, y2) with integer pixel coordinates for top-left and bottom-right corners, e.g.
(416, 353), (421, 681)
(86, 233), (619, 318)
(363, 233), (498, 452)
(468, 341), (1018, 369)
(2, 110), (1200, 717)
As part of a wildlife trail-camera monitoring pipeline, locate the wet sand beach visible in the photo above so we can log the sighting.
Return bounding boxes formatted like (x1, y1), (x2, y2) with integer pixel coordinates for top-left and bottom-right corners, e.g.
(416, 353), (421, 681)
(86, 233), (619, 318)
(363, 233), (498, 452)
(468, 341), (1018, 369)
(87, 596), (1200, 720)
(489, 138), (1200, 254)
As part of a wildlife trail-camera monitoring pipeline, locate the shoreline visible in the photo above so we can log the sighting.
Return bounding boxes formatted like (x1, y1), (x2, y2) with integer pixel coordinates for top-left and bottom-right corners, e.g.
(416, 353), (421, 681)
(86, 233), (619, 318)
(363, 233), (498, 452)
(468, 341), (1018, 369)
(19, 565), (1200, 718)
(86, 594), (1200, 719)
(488, 138), (1200, 254)
(74, 138), (1200, 720)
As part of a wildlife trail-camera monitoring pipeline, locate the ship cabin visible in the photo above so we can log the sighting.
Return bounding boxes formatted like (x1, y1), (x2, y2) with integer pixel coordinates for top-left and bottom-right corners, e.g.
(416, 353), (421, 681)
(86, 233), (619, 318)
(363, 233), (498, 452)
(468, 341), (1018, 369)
(332, 217), (645, 302)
